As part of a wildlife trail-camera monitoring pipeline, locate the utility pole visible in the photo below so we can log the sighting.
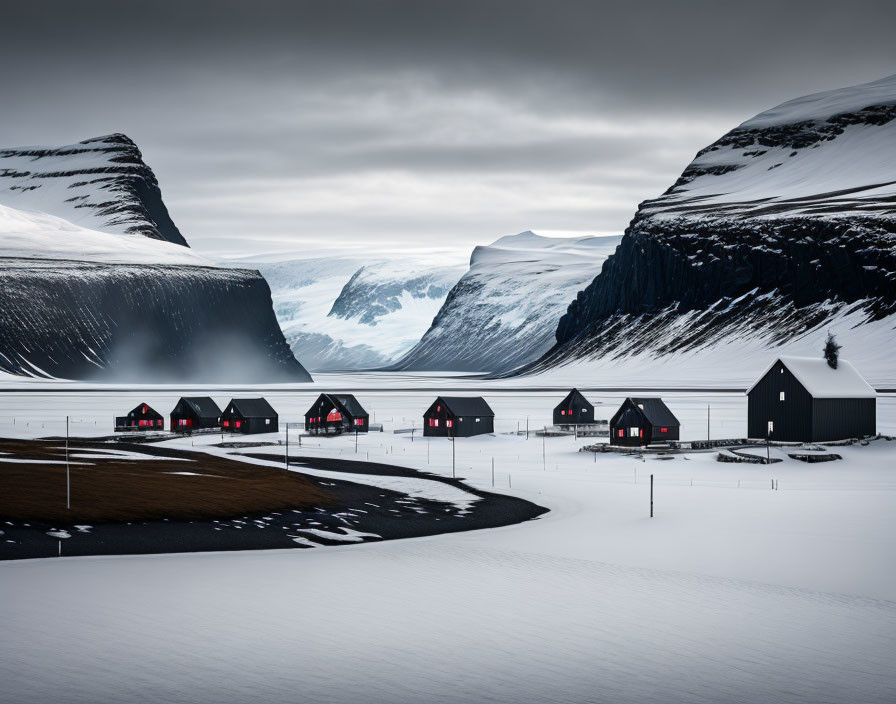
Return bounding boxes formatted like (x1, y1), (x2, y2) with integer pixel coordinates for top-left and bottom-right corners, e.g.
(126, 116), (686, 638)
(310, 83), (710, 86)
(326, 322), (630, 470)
(526, 416), (529, 439)
(650, 474), (654, 518)
(285, 422), (289, 468)
(355, 428), (359, 453)
(542, 428), (546, 470)
(66, 415), (70, 510)
(451, 432), (456, 478)
(707, 404), (710, 443)
(491, 457), (495, 486)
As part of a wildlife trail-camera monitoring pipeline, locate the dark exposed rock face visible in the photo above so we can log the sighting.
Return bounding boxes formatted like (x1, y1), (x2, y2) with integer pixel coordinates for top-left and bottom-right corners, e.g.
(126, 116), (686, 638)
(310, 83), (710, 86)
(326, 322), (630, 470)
(0, 259), (311, 382)
(520, 78), (896, 375)
(555, 216), (896, 347)
(0, 134), (188, 246)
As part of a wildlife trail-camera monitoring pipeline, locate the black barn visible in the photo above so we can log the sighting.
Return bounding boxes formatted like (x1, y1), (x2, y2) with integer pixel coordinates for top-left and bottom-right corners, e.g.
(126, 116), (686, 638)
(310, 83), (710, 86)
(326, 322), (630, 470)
(115, 402), (164, 431)
(609, 397), (680, 446)
(222, 398), (279, 434)
(170, 397), (222, 432)
(553, 389), (595, 425)
(747, 356), (876, 442)
(305, 393), (369, 435)
(423, 396), (494, 437)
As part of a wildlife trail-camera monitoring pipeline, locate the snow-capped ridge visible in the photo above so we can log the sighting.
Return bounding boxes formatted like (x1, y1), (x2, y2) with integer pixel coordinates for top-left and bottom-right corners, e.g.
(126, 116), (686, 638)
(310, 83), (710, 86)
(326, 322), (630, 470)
(739, 74), (896, 130)
(0, 133), (188, 245)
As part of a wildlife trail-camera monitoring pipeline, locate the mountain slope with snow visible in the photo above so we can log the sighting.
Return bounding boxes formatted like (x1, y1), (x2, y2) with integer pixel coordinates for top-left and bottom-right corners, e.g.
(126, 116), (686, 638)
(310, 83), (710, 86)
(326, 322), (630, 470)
(258, 258), (464, 371)
(391, 232), (621, 373)
(0, 135), (310, 382)
(0, 134), (187, 245)
(525, 75), (896, 385)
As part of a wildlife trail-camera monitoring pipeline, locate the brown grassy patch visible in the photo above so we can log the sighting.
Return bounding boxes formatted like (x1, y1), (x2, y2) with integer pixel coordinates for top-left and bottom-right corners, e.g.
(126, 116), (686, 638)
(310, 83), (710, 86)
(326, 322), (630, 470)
(0, 439), (331, 523)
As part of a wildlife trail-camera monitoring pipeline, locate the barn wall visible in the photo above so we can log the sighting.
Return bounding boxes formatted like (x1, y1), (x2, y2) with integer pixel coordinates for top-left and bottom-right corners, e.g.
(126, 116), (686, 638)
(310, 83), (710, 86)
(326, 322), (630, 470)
(812, 398), (876, 441)
(747, 362), (813, 441)
(455, 416), (493, 437)
(553, 403), (594, 425)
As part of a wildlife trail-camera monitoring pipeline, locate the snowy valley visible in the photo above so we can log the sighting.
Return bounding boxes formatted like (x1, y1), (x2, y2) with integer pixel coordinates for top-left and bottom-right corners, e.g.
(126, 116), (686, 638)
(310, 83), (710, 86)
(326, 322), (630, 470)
(257, 256), (465, 370)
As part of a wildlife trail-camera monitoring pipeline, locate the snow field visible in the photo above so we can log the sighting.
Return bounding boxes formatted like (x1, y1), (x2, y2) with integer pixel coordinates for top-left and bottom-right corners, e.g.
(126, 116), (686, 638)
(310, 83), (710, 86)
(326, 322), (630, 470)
(2, 380), (895, 703)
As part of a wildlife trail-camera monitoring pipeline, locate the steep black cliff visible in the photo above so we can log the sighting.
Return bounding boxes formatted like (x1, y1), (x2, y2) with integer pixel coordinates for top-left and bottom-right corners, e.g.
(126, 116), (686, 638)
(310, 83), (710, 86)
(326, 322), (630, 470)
(0, 259), (310, 382)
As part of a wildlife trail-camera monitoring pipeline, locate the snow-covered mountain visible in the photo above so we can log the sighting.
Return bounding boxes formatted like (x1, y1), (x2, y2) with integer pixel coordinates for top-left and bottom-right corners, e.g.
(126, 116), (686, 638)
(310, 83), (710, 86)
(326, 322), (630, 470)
(0, 135), (310, 382)
(524, 75), (896, 386)
(258, 257), (464, 371)
(0, 134), (187, 245)
(390, 231), (621, 373)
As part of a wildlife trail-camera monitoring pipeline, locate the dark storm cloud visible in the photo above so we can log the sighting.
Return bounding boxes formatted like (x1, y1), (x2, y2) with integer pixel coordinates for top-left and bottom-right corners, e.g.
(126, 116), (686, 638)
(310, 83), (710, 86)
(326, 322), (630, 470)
(0, 0), (894, 256)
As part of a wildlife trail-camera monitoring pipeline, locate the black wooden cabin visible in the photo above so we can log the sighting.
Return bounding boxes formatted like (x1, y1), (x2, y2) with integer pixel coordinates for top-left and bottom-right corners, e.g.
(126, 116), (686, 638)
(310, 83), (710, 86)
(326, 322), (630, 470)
(170, 397), (222, 432)
(747, 356), (876, 442)
(609, 397), (680, 446)
(115, 402), (164, 431)
(305, 393), (369, 435)
(221, 398), (279, 434)
(553, 389), (595, 425)
(423, 396), (494, 437)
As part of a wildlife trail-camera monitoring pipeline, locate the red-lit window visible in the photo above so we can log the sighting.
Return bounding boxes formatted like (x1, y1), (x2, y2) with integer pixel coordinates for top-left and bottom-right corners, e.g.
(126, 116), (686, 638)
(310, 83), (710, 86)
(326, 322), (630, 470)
(639, 429), (644, 438)
(434, 419), (439, 427)
(618, 429), (623, 437)
(446, 420), (453, 428)
(660, 427), (668, 433)
(157, 419), (163, 426)
(437, 405), (441, 412)
(355, 418), (364, 426)
(561, 410), (566, 415)
(235, 420), (242, 429)
(142, 405), (148, 414)
(327, 410), (342, 422)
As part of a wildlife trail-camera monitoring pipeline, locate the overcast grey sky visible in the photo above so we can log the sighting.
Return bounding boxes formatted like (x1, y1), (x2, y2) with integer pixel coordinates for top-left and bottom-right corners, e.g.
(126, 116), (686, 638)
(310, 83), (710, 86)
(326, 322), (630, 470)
(1, 0), (894, 259)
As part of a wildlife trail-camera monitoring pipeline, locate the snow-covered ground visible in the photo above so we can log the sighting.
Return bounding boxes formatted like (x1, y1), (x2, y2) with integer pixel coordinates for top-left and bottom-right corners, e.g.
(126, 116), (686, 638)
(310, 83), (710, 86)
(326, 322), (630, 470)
(2, 380), (895, 703)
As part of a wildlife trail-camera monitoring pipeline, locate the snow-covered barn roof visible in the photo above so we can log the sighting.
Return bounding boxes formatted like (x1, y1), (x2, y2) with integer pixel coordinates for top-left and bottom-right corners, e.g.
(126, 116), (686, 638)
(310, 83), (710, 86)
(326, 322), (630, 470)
(747, 357), (876, 398)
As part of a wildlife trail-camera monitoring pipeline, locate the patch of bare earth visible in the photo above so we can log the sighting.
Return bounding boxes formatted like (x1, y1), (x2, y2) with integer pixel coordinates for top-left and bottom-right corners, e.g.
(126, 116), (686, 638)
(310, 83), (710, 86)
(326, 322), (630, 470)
(0, 438), (331, 523)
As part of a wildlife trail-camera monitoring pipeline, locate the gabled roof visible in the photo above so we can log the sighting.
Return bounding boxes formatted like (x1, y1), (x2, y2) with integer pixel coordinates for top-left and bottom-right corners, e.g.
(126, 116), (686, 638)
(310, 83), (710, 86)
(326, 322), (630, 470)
(556, 388), (592, 410)
(747, 357), (876, 398)
(227, 397), (277, 417)
(178, 396), (221, 418)
(332, 394), (368, 417)
(307, 393), (368, 418)
(433, 396), (494, 417)
(129, 403), (161, 417)
(627, 398), (680, 427)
